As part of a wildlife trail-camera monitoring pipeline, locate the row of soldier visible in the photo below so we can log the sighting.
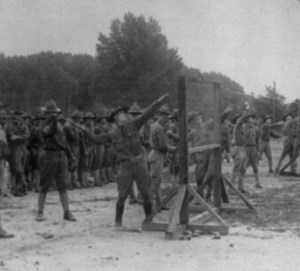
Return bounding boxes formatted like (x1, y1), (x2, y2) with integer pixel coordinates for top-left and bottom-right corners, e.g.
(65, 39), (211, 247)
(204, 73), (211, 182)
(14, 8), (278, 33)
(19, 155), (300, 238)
(0, 93), (299, 237)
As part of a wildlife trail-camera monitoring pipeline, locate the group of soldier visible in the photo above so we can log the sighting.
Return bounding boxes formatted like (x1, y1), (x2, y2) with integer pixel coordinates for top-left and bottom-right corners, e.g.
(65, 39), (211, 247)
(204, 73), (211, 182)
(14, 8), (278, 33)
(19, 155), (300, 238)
(0, 93), (299, 237)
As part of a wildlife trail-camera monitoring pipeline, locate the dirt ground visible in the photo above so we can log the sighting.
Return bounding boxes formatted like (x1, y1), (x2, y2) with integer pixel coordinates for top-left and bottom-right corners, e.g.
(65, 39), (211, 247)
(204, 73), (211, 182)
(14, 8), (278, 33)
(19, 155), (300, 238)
(1, 139), (300, 271)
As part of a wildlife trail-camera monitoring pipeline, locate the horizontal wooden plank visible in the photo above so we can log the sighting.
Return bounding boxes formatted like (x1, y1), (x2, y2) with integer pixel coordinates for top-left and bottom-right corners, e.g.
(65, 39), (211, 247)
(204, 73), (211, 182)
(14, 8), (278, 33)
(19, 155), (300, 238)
(188, 224), (229, 235)
(165, 224), (187, 240)
(142, 222), (168, 232)
(220, 206), (256, 214)
(189, 144), (220, 154)
(189, 210), (213, 224)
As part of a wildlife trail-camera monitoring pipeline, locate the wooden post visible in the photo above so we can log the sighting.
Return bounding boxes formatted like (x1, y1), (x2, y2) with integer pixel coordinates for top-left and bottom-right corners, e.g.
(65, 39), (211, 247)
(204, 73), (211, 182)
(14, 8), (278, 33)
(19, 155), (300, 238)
(178, 76), (189, 225)
(213, 82), (222, 207)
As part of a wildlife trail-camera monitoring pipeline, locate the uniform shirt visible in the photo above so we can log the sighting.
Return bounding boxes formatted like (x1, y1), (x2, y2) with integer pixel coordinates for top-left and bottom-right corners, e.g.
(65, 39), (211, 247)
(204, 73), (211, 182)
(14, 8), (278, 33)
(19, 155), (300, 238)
(150, 121), (169, 153)
(233, 115), (247, 146)
(283, 119), (299, 141)
(64, 122), (82, 146)
(260, 123), (281, 142)
(244, 123), (259, 147)
(83, 99), (162, 161)
(5, 121), (29, 146)
(39, 118), (69, 152)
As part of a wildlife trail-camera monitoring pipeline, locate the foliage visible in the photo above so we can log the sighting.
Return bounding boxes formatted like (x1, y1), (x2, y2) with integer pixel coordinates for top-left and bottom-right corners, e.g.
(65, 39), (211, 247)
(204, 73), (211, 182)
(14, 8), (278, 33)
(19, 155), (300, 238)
(96, 12), (183, 107)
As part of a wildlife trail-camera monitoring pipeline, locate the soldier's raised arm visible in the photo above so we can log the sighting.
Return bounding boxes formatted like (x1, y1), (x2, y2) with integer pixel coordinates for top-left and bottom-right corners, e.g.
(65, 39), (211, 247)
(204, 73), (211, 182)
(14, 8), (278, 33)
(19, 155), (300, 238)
(134, 94), (169, 129)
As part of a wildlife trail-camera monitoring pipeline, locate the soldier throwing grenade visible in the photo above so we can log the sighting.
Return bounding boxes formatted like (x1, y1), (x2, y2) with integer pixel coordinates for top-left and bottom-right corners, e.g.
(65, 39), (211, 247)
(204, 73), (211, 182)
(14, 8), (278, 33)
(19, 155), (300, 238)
(80, 94), (170, 230)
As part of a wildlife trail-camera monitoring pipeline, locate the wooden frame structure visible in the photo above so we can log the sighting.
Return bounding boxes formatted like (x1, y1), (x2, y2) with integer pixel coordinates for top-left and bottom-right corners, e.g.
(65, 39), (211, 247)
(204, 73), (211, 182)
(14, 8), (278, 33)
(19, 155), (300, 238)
(142, 76), (255, 240)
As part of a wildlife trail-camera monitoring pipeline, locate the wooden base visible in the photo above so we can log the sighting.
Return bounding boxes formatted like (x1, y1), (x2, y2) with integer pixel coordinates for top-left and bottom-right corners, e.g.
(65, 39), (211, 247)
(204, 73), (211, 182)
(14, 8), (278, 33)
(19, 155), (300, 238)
(142, 184), (229, 240)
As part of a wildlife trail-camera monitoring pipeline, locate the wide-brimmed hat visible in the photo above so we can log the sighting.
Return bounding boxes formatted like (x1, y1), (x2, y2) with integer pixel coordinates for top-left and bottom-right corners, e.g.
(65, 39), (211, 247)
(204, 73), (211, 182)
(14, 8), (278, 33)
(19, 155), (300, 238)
(83, 112), (95, 120)
(0, 109), (10, 119)
(71, 110), (82, 119)
(187, 110), (201, 123)
(231, 113), (243, 124)
(245, 111), (256, 120)
(41, 100), (62, 113)
(22, 112), (32, 119)
(282, 112), (292, 121)
(158, 104), (171, 115)
(129, 102), (142, 115)
(169, 109), (179, 120)
(0, 102), (8, 109)
(108, 105), (129, 122)
(264, 115), (273, 122)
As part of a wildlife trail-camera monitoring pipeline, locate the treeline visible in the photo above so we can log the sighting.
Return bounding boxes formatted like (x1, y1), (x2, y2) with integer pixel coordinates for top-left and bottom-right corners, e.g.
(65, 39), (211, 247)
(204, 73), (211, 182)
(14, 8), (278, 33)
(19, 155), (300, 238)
(0, 12), (297, 120)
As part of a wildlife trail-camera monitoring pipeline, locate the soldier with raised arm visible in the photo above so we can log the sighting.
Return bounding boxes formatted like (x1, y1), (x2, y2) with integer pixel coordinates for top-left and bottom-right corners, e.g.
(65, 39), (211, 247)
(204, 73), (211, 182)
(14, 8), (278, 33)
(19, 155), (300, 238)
(81, 94), (169, 230)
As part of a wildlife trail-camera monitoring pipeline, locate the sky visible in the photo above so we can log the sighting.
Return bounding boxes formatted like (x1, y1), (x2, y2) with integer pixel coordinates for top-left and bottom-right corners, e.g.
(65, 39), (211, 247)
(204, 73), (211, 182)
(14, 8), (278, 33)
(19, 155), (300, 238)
(1, 0), (300, 101)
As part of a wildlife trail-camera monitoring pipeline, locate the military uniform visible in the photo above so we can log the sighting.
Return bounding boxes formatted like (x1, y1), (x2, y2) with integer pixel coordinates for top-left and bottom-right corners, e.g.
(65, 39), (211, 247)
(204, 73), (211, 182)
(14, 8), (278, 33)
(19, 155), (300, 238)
(79, 113), (95, 188)
(64, 111), (82, 189)
(36, 100), (76, 222)
(275, 116), (299, 173)
(221, 118), (233, 162)
(82, 95), (167, 227)
(259, 116), (281, 173)
(244, 117), (261, 188)
(6, 112), (29, 196)
(230, 113), (247, 193)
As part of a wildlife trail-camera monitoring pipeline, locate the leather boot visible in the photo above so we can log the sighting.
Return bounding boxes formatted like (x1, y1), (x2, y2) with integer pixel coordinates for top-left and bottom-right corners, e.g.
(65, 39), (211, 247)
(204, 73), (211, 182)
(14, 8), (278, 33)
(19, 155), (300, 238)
(60, 192), (77, 221)
(36, 193), (47, 221)
(143, 203), (152, 218)
(115, 203), (124, 227)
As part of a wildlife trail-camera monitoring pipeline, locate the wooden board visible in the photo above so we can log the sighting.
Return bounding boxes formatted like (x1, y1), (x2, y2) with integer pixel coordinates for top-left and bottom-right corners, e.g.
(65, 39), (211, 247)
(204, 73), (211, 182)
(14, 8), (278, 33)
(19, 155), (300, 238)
(188, 144), (220, 154)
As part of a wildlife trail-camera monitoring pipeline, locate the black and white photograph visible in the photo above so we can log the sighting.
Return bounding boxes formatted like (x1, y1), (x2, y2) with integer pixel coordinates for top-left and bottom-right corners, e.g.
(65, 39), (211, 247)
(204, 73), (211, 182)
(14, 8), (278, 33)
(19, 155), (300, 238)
(1, 1), (300, 270)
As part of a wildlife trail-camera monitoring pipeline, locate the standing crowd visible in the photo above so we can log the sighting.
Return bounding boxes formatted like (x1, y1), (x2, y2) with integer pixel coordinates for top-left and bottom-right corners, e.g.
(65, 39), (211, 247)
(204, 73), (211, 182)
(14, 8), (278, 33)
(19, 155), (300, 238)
(0, 95), (299, 237)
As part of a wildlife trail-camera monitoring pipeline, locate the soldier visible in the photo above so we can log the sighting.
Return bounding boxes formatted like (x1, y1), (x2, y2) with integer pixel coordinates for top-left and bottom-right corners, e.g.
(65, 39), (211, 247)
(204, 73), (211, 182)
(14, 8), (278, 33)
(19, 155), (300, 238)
(35, 100), (76, 222)
(102, 112), (116, 184)
(128, 102), (144, 204)
(91, 112), (106, 187)
(6, 108), (30, 196)
(149, 104), (176, 209)
(230, 112), (248, 193)
(0, 118), (10, 243)
(187, 110), (214, 200)
(79, 112), (95, 188)
(275, 113), (298, 174)
(221, 113), (233, 162)
(258, 115), (282, 173)
(81, 94), (169, 230)
(0, 108), (11, 197)
(244, 113), (262, 188)
(23, 113), (34, 191)
(64, 111), (82, 189)
(188, 106), (232, 200)
(27, 111), (46, 192)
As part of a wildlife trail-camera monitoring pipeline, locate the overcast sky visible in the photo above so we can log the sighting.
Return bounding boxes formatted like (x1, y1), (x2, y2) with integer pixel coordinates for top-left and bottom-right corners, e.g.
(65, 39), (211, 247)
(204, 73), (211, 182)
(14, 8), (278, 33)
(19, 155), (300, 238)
(1, 0), (300, 101)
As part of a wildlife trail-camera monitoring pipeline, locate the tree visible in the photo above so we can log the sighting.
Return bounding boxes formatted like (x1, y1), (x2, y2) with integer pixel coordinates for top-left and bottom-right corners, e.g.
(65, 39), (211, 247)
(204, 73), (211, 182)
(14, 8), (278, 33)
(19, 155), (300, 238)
(96, 13), (183, 106)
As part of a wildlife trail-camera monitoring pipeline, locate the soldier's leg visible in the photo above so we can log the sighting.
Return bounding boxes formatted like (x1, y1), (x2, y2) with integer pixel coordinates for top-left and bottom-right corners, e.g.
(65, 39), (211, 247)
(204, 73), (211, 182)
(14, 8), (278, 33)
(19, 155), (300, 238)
(230, 146), (241, 187)
(36, 152), (58, 221)
(134, 159), (152, 218)
(149, 153), (164, 209)
(56, 153), (76, 221)
(238, 149), (247, 193)
(115, 161), (134, 227)
(265, 143), (273, 173)
(275, 140), (291, 173)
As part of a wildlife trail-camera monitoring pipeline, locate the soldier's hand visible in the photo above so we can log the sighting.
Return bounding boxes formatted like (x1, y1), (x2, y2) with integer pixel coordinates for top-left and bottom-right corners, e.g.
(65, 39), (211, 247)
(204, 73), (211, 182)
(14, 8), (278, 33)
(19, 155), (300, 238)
(158, 94), (170, 103)
(225, 105), (233, 113)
